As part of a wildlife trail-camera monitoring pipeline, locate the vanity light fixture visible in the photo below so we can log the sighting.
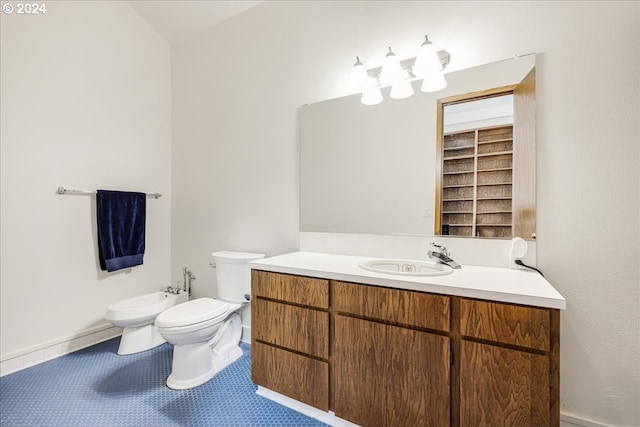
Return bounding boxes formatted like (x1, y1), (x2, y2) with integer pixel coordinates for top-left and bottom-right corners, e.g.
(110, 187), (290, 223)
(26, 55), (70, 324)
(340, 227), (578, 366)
(351, 35), (449, 105)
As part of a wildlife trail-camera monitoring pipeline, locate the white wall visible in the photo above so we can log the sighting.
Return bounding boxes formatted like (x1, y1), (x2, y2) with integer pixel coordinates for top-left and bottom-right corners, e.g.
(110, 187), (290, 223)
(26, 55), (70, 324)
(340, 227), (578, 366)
(171, 1), (639, 426)
(0, 1), (171, 367)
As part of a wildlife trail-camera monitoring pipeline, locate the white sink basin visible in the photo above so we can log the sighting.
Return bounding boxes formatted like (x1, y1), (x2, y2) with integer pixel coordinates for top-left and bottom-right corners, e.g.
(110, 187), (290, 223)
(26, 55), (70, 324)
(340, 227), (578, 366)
(359, 258), (453, 277)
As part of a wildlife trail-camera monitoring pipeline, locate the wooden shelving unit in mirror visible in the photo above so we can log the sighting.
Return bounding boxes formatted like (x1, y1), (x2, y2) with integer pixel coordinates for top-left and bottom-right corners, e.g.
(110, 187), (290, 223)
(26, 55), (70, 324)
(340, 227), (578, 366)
(441, 124), (514, 238)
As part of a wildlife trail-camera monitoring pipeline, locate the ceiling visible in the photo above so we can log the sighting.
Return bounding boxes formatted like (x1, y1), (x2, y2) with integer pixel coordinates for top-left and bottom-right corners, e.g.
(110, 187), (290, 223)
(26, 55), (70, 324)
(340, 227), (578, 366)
(128, 1), (261, 45)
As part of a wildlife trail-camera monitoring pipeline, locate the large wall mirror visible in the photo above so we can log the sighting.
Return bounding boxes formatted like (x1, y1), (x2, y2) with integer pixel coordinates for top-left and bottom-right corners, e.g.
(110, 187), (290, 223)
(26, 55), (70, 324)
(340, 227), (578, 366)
(300, 54), (535, 239)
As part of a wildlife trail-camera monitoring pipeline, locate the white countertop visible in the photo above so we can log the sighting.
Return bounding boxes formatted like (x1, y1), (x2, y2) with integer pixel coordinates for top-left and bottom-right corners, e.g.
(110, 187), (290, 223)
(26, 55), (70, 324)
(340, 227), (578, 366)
(250, 251), (566, 310)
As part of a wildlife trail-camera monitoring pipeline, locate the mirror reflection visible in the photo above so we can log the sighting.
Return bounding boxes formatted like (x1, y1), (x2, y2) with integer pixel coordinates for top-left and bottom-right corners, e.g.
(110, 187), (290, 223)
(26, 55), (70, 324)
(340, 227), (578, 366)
(300, 55), (535, 238)
(438, 94), (516, 238)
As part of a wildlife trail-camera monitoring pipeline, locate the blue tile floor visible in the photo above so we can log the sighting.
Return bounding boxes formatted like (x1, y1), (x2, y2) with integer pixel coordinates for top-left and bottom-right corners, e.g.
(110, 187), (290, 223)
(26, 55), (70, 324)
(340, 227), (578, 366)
(0, 339), (328, 426)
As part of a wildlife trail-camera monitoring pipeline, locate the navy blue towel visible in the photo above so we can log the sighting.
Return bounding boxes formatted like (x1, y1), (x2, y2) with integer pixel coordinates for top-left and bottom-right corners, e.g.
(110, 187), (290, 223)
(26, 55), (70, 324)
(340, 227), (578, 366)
(96, 190), (146, 272)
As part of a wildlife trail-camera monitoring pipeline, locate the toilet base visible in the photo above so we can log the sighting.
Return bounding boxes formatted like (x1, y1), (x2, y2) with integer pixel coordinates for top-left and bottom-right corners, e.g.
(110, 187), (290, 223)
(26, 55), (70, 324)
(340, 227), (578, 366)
(165, 313), (243, 390)
(166, 345), (243, 390)
(118, 323), (166, 355)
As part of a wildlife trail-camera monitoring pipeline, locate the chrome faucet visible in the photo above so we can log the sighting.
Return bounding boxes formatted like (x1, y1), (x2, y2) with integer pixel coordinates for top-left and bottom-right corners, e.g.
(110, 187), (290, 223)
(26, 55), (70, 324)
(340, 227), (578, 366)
(428, 243), (461, 269)
(165, 284), (181, 294)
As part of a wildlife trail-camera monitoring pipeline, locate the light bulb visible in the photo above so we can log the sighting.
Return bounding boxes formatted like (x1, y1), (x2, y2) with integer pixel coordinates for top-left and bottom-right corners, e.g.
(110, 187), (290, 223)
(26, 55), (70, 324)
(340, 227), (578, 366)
(349, 57), (369, 92)
(390, 79), (414, 100)
(420, 70), (447, 92)
(361, 86), (383, 105)
(413, 35), (442, 78)
(379, 47), (403, 86)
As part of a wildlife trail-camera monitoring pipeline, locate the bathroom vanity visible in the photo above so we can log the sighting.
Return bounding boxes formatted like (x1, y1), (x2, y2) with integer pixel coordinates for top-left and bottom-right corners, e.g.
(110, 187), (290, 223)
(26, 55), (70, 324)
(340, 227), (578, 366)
(250, 252), (565, 427)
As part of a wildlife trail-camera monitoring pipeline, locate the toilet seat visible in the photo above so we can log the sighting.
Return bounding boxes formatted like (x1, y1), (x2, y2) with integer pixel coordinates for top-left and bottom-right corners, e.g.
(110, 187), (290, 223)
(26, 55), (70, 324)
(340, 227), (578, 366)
(156, 298), (230, 332)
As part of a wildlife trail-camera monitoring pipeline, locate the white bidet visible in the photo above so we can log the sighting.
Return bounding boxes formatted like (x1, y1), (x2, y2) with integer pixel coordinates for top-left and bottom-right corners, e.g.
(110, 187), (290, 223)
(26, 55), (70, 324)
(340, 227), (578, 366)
(105, 290), (188, 355)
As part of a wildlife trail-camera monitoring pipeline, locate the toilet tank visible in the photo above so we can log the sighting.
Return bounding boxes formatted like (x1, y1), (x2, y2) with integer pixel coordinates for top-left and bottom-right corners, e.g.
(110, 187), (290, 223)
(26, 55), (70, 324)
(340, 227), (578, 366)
(211, 251), (265, 303)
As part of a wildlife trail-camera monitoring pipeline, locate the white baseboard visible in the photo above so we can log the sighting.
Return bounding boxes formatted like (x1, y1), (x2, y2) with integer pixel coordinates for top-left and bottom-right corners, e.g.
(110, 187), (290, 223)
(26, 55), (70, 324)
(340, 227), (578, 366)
(256, 386), (359, 427)
(561, 412), (612, 427)
(241, 325), (251, 344)
(0, 324), (122, 377)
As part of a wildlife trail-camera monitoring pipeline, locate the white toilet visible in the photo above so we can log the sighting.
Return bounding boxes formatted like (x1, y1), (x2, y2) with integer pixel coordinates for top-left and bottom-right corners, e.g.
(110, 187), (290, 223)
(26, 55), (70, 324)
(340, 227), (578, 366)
(155, 251), (264, 390)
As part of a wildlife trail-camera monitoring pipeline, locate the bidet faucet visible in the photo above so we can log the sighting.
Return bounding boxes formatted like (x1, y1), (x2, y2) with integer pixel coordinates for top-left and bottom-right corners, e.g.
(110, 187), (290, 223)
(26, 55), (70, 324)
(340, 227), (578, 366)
(428, 243), (461, 269)
(182, 267), (195, 296)
(165, 285), (181, 294)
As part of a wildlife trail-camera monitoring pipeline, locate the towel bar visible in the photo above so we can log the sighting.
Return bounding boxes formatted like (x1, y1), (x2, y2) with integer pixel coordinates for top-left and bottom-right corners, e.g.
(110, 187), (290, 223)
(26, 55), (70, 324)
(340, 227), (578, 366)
(57, 186), (162, 199)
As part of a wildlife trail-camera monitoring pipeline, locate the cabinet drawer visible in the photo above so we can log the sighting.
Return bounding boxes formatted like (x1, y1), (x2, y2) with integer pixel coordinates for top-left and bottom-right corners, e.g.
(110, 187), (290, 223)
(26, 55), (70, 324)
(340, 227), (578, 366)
(252, 342), (329, 411)
(332, 281), (450, 332)
(461, 299), (550, 351)
(253, 299), (328, 359)
(252, 270), (329, 309)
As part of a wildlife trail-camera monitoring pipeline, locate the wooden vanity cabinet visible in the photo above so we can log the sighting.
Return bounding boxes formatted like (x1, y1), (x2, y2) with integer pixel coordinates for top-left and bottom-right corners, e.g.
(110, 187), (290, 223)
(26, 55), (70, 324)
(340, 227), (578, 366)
(251, 270), (330, 410)
(332, 281), (451, 427)
(251, 271), (560, 427)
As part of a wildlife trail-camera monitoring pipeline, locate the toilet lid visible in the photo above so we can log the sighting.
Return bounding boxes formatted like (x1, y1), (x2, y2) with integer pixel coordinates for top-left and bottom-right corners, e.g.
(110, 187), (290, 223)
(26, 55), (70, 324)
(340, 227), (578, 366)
(156, 298), (229, 328)
(211, 251), (265, 264)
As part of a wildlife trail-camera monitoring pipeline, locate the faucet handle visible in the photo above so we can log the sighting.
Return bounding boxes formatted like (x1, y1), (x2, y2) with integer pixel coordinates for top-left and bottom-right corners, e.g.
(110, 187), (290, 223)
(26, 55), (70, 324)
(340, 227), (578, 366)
(429, 242), (449, 257)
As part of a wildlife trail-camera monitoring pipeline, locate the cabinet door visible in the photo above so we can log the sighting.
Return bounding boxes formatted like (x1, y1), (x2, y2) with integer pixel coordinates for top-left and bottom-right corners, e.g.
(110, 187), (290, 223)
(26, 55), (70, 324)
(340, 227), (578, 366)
(334, 315), (450, 427)
(460, 340), (549, 427)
